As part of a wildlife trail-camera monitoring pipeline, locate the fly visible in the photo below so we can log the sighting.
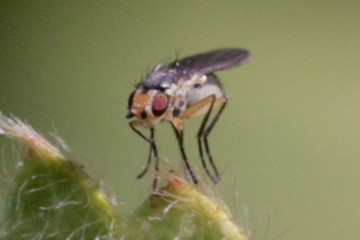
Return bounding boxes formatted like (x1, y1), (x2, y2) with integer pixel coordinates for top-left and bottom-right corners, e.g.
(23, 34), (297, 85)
(126, 48), (250, 188)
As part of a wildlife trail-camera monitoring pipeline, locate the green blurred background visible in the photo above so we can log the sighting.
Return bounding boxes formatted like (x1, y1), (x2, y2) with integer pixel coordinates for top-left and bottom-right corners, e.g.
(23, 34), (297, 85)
(1, 1), (360, 239)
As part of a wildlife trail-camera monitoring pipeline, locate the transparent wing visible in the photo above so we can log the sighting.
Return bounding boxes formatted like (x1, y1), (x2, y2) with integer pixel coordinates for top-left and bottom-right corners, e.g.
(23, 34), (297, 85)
(143, 48), (250, 89)
(169, 48), (250, 75)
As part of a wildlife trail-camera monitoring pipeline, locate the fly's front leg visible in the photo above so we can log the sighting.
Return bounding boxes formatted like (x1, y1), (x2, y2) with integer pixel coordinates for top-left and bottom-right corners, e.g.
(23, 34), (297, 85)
(149, 128), (159, 189)
(129, 121), (159, 189)
(171, 119), (198, 184)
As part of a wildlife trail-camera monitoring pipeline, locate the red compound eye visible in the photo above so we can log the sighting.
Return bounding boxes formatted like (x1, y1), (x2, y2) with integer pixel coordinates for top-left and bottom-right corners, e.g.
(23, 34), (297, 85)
(152, 93), (168, 116)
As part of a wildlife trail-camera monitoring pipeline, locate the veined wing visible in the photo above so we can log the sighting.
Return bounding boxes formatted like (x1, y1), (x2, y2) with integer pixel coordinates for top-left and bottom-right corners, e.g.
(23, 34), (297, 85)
(169, 48), (250, 76)
(143, 48), (250, 89)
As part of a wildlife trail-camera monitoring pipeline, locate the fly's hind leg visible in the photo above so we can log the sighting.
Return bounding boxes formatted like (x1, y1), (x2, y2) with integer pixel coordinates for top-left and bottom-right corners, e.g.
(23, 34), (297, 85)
(181, 95), (227, 183)
(202, 96), (228, 183)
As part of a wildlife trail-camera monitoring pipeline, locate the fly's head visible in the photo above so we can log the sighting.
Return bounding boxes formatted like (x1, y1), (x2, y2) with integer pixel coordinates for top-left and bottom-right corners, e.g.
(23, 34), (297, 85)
(126, 88), (170, 128)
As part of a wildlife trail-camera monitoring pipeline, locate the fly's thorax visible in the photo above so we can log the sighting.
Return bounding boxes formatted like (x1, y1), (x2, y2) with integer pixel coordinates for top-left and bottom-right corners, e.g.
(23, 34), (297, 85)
(144, 67), (178, 89)
(128, 88), (171, 127)
(162, 80), (199, 119)
(169, 95), (187, 118)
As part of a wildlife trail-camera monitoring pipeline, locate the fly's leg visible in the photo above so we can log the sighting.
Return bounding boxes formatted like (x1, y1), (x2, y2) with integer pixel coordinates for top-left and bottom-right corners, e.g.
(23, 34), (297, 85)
(137, 128), (159, 189)
(149, 128), (159, 189)
(201, 97), (228, 184)
(195, 95), (220, 183)
(180, 94), (225, 183)
(129, 121), (159, 189)
(136, 142), (153, 179)
(171, 122), (198, 184)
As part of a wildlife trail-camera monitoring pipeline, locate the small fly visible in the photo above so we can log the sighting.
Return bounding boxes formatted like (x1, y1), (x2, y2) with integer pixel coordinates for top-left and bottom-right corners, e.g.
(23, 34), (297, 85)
(126, 48), (250, 188)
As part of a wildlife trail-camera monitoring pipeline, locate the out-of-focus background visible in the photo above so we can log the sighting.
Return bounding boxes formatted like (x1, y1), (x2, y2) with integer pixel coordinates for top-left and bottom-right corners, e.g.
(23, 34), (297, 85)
(1, 1), (359, 239)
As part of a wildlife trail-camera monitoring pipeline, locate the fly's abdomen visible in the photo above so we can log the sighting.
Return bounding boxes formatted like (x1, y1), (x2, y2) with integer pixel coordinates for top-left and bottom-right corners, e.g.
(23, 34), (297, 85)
(186, 74), (224, 106)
